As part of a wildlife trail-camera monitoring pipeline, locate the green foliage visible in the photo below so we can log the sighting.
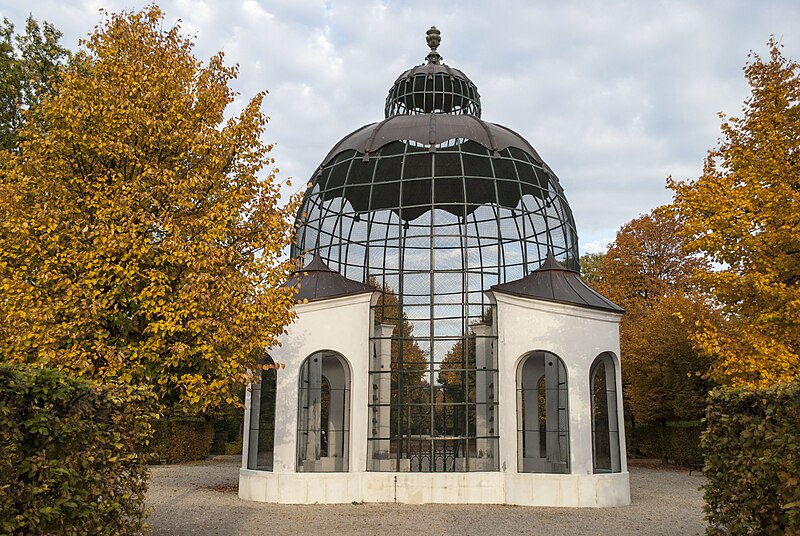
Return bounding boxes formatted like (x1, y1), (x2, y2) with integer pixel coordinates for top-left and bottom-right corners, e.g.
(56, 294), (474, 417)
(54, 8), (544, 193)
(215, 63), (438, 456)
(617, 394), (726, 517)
(578, 252), (605, 288)
(150, 417), (214, 464)
(210, 415), (243, 455)
(703, 381), (800, 535)
(626, 421), (703, 465)
(0, 363), (156, 535)
(0, 16), (71, 151)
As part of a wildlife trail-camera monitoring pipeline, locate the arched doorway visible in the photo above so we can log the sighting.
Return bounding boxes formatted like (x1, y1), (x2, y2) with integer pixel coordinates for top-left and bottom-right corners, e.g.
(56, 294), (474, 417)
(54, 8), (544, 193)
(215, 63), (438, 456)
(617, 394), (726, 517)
(297, 351), (351, 472)
(590, 352), (621, 473)
(247, 355), (277, 471)
(517, 351), (570, 473)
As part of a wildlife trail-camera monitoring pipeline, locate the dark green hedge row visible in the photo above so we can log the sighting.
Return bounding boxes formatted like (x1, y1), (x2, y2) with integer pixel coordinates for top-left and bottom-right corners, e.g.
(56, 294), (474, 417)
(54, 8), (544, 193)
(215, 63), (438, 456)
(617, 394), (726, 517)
(0, 364), (157, 535)
(626, 421), (703, 465)
(150, 417), (213, 464)
(703, 381), (800, 535)
(210, 415), (243, 455)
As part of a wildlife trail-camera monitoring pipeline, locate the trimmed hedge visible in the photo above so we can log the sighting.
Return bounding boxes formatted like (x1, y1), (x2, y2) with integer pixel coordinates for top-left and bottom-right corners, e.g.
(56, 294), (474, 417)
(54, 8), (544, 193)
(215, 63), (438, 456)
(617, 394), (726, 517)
(210, 415), (243, 455)
(150, 416), (213, 464)
(703, 381), (800, 535)
(626, 421), (703, 465)
(0, 364), (157, 535)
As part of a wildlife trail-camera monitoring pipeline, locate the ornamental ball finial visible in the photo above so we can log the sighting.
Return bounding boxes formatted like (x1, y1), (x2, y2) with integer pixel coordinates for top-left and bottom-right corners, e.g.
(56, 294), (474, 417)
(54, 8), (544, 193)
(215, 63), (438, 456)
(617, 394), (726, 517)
(425, 26), (442, 65)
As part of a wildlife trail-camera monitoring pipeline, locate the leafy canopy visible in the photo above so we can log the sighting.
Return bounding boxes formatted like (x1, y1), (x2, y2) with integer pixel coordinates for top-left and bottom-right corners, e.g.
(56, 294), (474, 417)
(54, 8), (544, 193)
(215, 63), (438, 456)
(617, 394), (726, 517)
(0, 15), (71, 151)
(0, 6), (298, 412)
(583, 208), (714, 423)
(669, 38), (800, 387)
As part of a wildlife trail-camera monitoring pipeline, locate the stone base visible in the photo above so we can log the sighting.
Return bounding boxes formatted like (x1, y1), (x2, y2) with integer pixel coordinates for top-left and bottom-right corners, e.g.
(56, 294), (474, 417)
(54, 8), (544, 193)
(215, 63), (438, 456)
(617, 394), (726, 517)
(239, 469), (631, 507)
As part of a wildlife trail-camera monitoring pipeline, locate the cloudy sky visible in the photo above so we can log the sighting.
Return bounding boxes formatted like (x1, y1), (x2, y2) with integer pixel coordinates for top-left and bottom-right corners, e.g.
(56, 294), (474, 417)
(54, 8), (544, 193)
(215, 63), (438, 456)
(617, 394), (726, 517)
(1, 1), (798, 253)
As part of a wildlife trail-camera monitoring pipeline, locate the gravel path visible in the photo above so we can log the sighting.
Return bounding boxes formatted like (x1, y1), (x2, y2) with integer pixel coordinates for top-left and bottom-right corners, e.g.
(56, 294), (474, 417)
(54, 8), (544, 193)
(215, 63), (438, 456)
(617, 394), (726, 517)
(147, 456), (706, 535)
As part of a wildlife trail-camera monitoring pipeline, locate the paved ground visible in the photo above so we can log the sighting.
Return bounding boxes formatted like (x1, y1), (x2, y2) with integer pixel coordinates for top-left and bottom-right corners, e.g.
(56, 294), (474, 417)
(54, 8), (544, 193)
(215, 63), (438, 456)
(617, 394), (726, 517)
(146, 456), (706, 535)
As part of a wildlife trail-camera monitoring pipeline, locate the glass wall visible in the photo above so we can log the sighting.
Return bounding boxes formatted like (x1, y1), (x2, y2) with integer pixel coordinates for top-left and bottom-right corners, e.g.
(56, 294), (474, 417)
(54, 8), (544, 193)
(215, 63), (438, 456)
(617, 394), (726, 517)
(293, 139), (578, 472)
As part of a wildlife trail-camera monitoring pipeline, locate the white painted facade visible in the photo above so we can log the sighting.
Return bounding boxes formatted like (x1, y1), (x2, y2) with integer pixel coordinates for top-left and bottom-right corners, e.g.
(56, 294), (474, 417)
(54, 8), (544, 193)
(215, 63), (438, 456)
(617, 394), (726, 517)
(239, 288), (630, 507)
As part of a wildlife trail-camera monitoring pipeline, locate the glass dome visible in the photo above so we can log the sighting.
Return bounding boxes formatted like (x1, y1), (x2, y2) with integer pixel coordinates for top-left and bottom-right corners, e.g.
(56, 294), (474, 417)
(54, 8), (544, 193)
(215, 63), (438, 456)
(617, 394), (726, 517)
(291, 27), (579, 473)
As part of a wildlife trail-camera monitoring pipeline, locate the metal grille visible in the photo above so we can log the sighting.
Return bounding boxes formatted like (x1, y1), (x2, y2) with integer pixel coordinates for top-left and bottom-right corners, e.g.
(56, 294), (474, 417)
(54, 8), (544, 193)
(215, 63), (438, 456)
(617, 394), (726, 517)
(247, 359), (276, 471)
(291, 29), (579, 473)
(517, 351), (570, 474)
(591, 353), (622, 473)
(296, 351), (351, 473)
(385, 70), (482, 117)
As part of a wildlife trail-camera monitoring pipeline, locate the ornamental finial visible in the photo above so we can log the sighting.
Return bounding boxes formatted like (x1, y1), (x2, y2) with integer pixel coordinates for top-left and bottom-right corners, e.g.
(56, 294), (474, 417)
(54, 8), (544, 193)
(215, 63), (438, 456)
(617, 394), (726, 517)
(425, 26), (442, 65)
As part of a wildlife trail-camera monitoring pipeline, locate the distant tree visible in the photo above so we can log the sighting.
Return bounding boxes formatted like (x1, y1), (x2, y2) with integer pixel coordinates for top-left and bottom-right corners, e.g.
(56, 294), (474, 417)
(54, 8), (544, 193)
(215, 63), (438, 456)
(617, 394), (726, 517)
(595, 208), (707, 310)
(623, 294), (715, 423)
(437, 334), (476, 434)
(370, 280), (429, 434)
(0, 6), (298, 412)
(578, 252), (605, 288)
(371, 280), (428, 379)
(589, 208), (715, 423)
(0, 16), (71, 151)
(669, 38), (800, 388)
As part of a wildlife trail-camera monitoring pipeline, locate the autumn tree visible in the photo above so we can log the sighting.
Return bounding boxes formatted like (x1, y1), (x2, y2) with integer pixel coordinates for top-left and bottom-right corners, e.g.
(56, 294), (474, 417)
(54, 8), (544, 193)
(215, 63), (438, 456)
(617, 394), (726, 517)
(587, 208), (714, 424)
(370, 279), (428, 380)
(669, 38), (800, 388)
(0, 6), (298, 412)
(370, 280), (429, 434)
(595, 207), (707, 310)
(437, 335), (476, 435)
(578, 251), (605, 288)
(0, 16), (71, 151)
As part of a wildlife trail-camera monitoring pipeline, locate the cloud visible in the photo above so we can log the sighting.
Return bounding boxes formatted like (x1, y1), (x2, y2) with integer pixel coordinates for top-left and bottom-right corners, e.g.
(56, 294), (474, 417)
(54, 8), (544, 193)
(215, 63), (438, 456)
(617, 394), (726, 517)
(2, 0), (798, 255)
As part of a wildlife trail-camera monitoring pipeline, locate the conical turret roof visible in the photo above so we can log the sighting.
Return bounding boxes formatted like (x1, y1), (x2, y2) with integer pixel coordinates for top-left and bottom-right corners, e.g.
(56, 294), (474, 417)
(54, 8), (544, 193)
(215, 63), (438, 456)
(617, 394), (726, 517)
(284, 254), (374, 303)
(491, 253), (624, 313)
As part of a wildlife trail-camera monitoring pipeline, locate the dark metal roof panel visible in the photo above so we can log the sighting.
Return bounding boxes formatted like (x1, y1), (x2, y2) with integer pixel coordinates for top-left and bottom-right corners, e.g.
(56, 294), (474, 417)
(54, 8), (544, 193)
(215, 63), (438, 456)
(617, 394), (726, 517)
(283, 254), (374, 303)
(319, 114), (543, 168)
(491, 253), (624, 313)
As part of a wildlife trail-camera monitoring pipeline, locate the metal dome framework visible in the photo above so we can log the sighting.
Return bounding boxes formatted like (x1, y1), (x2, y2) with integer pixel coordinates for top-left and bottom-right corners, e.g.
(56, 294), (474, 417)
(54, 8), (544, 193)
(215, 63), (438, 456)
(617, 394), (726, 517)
(291, 27), (579, 473)
(384, 24), (481, 118)
(384, 64), (482, 117)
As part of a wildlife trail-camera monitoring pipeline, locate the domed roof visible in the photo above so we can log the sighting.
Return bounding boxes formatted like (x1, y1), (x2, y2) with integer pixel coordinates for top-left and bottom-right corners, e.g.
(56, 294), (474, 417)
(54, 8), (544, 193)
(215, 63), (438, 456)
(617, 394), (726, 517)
(384, 26), (481, 117)
(287, 30), (594, 476)
(320, 114), (544, 166)
(293, 26), (579, 288)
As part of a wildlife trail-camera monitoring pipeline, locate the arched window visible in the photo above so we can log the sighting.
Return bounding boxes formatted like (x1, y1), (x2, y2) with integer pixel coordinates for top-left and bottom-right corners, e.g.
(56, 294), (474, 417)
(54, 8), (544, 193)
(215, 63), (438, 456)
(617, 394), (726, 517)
(297, 351), (351, 472)
(517, 351), (569, 473)
(247, 355), (276, 471)
(591, 352), (621, 473)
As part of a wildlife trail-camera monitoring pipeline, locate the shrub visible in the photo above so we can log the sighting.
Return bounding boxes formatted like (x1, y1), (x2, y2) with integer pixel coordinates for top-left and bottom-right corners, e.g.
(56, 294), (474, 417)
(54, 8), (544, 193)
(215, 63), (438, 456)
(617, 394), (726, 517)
(667, 424), (703, 465)
(703, 381), (800, 535)
(0, 364), (157, 535)
(626, 421), (703, 464)
(150, 417), (213, 464)
(210, 415), (243, 455)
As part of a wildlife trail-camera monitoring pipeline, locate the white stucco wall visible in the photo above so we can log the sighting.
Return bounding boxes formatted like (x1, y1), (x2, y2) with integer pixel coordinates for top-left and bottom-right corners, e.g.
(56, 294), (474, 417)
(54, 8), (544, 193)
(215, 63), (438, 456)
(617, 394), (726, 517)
(241, 291), (373, 475)
(239, 290), (631, 507)
(492, 291), (629, 505)
(492, 292), (627, 475)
